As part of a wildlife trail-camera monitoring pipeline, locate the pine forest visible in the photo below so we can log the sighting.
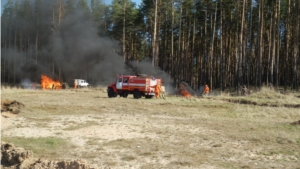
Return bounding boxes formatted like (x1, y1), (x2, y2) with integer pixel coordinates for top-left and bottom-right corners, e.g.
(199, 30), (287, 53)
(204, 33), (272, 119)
(1, 0), (299, 91)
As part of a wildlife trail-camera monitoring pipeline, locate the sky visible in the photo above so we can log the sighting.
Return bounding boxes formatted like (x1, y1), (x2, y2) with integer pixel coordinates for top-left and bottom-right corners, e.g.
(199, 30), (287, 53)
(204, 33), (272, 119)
(1, 0), (142, 14)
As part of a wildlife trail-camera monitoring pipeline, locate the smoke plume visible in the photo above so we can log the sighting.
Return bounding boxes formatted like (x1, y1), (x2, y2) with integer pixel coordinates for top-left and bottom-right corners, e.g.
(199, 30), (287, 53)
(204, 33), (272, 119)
(129, 60), (175, 94)
(41, 9), (130, 85)
(1, 1), (174, 90)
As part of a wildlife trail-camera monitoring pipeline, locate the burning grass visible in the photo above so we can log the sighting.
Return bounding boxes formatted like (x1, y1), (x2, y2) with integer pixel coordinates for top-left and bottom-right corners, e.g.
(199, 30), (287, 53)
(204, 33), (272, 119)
(41, 75), (62, 89)
(1, 87), (300, 168)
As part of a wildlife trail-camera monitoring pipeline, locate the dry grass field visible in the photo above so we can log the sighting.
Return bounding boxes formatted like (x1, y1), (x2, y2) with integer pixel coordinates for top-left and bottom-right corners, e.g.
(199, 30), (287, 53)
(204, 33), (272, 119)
(1, 86), (300, 169)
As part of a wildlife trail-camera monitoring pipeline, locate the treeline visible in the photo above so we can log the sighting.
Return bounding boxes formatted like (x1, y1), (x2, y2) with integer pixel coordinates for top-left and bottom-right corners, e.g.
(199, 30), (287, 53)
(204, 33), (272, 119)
(1, 0), (299, 91)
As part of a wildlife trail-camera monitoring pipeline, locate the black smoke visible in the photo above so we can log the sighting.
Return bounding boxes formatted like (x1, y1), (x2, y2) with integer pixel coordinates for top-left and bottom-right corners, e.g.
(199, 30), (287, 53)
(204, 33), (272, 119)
(40, 9), (131, 85)
(129, 60), (175, 94)
(1, 1), (174, 91)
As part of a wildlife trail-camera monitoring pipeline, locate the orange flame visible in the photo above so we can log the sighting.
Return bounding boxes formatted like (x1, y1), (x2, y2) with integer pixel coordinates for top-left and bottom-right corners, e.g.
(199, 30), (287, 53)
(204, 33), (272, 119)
(40, 75), (62, 90)
(179, 84), (191, 98)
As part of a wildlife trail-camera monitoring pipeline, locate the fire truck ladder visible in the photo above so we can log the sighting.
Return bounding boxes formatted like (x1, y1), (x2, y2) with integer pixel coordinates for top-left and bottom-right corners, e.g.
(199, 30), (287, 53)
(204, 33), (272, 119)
(145, 78), (150, 95)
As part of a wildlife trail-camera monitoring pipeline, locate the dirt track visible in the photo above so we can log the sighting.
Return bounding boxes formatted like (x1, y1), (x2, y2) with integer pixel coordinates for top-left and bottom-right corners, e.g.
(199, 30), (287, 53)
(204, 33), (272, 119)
(1, 88), (300, 169)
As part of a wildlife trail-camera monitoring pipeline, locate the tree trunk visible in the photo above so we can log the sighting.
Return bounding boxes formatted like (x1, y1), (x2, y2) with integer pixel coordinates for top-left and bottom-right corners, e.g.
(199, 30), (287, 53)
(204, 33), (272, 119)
(152, 0), (158, 66)
(267, 13), (272, 85)
(292, 0), (299, 90)
(171, 0), (174, 79)
(203, 3), (207, 87)
(177, 3), (182, 86)
(248, 0), (253, 87)
(156, 0), (161, 68)
(220, 0), (224, 91)
(210, 1), (217, 92)
(163, 11), (168, 71)
(238, 0), (246, 91)
(123, 1), (126, 62)
(191, 0), (196, 87)
(276, 0), (280, 87)
(271, 0), (277, 85)
(258, 0), (264, 88)
(14, 31), (17, 84)
(285, 0), (290, 91)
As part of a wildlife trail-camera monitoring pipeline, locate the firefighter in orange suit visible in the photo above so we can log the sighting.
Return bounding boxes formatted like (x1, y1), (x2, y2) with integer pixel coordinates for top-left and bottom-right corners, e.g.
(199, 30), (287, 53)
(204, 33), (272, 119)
(204, 85), (209, 96)
(155, 84), (161, 98)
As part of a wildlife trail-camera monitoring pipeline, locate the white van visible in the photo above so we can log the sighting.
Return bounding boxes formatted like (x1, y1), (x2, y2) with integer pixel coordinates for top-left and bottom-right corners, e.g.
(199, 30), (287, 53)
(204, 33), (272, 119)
(74, 79), (89, 88)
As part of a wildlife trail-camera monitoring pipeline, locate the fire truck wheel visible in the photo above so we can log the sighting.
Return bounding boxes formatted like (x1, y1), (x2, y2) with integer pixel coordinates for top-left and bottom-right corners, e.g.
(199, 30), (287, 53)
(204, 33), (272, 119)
(133, 90), (141, 99)
(108, 88), (116, 98)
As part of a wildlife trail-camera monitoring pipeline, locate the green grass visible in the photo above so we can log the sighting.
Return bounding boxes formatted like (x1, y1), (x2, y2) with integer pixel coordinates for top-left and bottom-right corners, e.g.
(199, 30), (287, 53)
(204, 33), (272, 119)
(295, 138), (300, 144)
(1, 137), (74, 160)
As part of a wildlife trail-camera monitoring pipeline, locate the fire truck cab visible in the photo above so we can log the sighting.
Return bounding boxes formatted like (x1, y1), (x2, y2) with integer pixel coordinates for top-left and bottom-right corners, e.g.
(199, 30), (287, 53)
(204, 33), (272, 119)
(107, 74), (161, 99)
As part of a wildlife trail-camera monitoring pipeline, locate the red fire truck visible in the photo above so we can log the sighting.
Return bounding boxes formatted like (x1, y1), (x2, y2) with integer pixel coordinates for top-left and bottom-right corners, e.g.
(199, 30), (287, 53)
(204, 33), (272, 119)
(107, 74), (162, 99)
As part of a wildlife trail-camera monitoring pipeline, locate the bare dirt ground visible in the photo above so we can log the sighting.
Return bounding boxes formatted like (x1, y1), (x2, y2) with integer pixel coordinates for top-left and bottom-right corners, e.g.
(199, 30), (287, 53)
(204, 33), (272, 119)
(1, 87), (300, 169)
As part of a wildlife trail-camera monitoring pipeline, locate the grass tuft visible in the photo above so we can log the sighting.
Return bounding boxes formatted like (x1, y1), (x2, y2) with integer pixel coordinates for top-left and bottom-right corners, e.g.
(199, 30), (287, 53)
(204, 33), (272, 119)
(121, 155), (136, 161)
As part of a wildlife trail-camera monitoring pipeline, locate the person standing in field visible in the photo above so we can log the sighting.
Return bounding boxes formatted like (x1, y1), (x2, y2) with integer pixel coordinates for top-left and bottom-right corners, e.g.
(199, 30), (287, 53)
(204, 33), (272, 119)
(31, 83), (35, 90)
(242, 85), (248, 96)
(160, 85), (166, 99)
(154, 84), (161, 98)
(204, 84), (209, 96)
